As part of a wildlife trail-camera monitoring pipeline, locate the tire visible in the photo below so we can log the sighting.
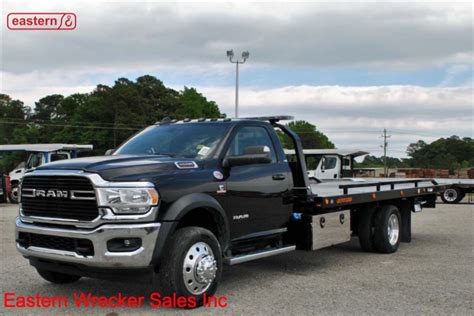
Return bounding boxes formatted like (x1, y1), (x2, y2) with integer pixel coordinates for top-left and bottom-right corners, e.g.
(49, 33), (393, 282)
(36, 268), (81, 284)
(159, 227), (222, 308)
(358, 206), (376, 252)
(373, 205), (401, 254)
(8, 183), (19, 204)
(440, 188), (463, 204)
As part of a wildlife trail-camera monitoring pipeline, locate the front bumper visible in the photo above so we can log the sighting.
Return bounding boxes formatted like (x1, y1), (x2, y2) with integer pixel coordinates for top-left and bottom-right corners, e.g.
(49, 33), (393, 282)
(15, 217), (161, 268)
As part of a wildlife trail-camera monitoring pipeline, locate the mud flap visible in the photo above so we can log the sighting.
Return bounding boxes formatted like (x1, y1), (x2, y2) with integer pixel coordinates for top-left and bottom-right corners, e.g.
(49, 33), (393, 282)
(400, 206), (411, 243)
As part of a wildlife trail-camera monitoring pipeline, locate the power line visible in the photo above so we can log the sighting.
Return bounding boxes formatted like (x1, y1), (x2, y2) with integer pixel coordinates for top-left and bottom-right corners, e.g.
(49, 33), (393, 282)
(0, 120), (143, 131)
(0, 117), (147, 128)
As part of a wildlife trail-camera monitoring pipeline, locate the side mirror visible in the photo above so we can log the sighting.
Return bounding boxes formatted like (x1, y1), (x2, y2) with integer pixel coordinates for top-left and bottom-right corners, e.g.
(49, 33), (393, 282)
(223, 145), (272, 168)
(105, 149), (115, 156)
(320, 157), (326, 172)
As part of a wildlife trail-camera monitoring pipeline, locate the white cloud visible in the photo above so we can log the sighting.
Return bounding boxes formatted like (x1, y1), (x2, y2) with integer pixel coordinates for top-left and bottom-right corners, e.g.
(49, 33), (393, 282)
(193, 84), (473, 157)
(1, 1), (472, 73)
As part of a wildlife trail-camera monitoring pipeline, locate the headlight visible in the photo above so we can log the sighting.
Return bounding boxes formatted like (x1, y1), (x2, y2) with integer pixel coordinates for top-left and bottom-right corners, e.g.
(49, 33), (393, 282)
(96, 187), (159, 214)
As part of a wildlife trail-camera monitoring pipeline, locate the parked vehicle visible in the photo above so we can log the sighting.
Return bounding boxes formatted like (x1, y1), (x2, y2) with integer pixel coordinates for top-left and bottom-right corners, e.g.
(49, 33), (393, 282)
(284, 149), (368, 179)
(15, 116), (447, 307)
(0, 174), (8, 203)
(0, 144), (93, 203)
(437, 179), (474, 204)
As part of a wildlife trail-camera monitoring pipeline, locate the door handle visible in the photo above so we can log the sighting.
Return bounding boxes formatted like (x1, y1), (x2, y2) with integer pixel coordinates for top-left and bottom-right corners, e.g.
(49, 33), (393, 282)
(272, 174), (286, 181)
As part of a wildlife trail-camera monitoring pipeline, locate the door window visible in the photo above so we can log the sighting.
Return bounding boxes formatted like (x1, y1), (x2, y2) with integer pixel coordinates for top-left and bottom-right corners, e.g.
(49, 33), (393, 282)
(342, 157), (351, 170)
(227, 126), (277, 162)
(50, 153), (69, 162)
(323, 157), (337, 170)
(26, 153), (43, 168)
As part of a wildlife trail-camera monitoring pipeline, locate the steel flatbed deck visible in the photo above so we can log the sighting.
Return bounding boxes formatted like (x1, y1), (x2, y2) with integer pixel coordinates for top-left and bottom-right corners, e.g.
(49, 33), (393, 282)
(305, 178), (448, 210)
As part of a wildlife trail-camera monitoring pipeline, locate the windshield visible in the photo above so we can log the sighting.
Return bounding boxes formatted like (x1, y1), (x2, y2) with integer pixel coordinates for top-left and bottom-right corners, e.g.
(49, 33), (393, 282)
(115, 123), (230, 160)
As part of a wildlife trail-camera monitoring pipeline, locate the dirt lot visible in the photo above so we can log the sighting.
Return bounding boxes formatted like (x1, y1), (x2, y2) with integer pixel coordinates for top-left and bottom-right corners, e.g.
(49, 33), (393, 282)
(0, 202), (472, 315)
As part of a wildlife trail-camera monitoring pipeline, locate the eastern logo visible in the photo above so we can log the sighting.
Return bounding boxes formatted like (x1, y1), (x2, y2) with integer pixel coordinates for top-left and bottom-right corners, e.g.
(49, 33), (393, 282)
(7, 13), (77, 30)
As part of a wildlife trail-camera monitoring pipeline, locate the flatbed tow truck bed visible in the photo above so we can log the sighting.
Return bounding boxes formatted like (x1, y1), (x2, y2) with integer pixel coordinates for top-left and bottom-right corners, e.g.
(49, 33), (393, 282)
(308, 176), (469, 205)
(303, 178), (447, 211)
(311, 178), (439, 196)
(294, 178), (448, 214)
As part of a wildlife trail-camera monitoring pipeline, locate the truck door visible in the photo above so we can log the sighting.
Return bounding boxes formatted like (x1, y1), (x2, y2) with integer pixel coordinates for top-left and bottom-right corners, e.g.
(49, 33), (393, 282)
(341, 156), (353, 177)
(223, 125), (292, 240)
(315, 155), (340, 179)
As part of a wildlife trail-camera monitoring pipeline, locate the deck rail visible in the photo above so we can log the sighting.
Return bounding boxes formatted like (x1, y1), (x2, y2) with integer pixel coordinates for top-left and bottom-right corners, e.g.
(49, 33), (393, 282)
(339, 179), (438, 195)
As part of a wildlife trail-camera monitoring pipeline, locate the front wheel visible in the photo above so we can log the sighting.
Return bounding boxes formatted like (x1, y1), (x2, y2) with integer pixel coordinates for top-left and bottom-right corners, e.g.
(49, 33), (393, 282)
(159, 227), (222, 308)
(441, 188), (463, 204)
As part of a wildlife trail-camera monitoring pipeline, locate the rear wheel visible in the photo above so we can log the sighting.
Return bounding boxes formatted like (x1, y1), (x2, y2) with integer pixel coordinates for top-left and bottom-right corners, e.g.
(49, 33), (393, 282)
(36, 268), (81, 284)
(373, 205), (401, 253)
(159, 227), (222, 308)
(441, 188), (463, 204)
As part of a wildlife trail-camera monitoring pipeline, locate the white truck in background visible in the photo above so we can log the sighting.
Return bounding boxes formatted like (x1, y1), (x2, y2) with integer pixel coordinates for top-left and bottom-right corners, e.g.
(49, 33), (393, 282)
(284, 149), (368, 180)
(0, 144), (93, 203)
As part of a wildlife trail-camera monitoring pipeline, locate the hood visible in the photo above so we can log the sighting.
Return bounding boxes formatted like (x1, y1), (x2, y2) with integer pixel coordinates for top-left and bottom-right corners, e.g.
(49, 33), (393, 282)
(35, 155), (200, 181)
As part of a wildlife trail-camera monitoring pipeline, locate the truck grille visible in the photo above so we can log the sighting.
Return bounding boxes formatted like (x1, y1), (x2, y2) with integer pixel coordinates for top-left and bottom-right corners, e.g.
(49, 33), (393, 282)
(21, 176), (99, 221)
(18, 232), (94, 256)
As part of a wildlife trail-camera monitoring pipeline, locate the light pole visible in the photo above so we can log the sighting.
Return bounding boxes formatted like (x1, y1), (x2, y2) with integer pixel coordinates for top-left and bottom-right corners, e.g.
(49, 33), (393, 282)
(227, 50), (249, 118)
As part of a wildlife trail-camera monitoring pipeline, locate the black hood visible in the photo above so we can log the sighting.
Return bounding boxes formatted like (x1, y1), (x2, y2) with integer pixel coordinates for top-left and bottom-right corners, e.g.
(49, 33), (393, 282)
(36, 155), (199, 181)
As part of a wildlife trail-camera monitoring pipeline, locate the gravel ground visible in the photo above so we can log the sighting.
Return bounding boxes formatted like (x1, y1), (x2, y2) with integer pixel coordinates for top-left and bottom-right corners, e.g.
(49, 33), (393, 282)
(0, 202), (472, 315)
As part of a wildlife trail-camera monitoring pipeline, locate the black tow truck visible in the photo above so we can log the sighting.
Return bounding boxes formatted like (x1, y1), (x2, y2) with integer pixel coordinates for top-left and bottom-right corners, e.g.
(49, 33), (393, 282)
(15, 116), (447, 306)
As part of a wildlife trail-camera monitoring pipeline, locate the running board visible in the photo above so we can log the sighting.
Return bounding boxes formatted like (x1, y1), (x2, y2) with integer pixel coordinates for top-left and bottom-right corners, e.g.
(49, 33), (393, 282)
(225, 245), (296, 265)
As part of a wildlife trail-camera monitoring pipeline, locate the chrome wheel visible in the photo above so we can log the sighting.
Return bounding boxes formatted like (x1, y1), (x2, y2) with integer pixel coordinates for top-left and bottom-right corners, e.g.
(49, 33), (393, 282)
(182, 242), (217, 295)
(387, 214), (399, 246)
(443, 189), (458, 203)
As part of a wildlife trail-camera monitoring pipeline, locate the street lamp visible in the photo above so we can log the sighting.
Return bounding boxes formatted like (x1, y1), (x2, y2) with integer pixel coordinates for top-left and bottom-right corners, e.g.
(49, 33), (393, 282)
(227, 50), (250, 118)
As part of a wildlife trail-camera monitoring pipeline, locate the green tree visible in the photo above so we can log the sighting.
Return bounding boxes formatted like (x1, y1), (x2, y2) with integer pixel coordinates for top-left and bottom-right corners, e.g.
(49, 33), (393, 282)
(19, 75), (224, 152)
(407, 136), (474, 171)
(0, 94), (30, 144)
(0, 94), (31, 172)
(406, 140), (426, 157)
(355, 155), (408, 169)
(278, 120), (335, 149)
(176, 87), (222, 119)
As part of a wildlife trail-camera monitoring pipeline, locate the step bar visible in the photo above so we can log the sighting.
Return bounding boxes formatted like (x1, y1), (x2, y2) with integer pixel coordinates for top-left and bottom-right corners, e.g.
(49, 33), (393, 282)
(225, 245), (296, 265)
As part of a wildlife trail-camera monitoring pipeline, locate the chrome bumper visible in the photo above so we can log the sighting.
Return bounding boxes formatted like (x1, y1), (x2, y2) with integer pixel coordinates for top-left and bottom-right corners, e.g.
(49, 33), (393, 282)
(15, 217), (160, 268)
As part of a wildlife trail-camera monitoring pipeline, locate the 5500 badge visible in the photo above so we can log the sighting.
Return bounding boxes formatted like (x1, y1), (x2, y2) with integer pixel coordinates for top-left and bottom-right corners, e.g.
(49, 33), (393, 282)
(7, 13), (76, 30)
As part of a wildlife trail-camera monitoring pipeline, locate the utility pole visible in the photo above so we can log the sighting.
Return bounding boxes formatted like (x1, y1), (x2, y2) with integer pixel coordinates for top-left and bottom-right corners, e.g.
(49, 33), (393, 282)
(226, 50), (250, 118)
(380, 129), (391, 177)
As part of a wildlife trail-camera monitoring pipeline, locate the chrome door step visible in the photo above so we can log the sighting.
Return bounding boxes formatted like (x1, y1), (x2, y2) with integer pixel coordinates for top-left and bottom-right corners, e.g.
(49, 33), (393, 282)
(225, 245), (296, 265)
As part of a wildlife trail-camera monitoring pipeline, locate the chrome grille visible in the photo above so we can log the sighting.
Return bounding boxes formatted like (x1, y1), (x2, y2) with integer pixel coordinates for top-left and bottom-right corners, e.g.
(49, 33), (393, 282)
(21, 176), (99, 221)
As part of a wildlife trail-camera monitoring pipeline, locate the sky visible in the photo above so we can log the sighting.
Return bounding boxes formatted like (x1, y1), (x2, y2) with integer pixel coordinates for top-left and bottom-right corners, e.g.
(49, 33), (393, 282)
(0, 0), (472, 158)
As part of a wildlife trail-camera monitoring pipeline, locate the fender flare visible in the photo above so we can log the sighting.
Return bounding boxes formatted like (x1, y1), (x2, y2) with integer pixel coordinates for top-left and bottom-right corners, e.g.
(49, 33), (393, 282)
(151, 193), (230, 267)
